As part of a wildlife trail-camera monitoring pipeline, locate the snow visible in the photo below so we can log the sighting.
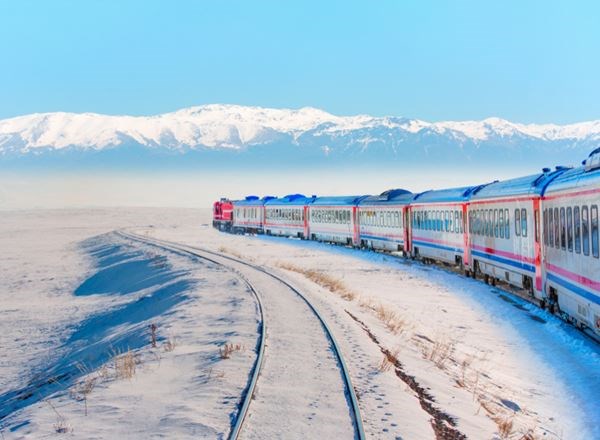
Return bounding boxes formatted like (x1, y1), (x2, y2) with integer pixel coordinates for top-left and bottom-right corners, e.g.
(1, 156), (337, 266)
(2, 104), (600, 153)
(1, 208), (598, 439)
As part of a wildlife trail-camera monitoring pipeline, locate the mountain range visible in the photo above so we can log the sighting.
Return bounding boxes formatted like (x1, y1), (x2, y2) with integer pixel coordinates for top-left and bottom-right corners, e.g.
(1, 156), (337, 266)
(1, 104), (599, 169)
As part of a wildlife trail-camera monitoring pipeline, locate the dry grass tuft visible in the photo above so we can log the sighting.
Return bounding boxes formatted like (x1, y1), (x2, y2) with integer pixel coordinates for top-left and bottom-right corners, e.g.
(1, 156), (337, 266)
(376, 350), (399, 373)
(277, 262), (357, 301)
(112, 349), (138, 380)
(218, 246), (246, 260)
(373, 303), (408, 334)
(219, 343), (243, 359)
(163, 337), (177, 352)
(425, 337), (455, 369)
(69, 376), (97, 416)
(46, 400), (71, 434)
(494, 416), (515, 439)
(377, 355), (393, 373)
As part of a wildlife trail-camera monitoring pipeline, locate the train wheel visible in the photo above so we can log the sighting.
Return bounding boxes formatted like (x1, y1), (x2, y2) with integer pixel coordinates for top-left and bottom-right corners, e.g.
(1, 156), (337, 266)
(484, 274), (490, 284)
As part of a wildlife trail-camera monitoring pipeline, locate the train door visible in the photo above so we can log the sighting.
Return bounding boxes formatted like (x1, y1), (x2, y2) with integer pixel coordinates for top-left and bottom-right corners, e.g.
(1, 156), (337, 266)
(462, 203), (470, 270)
(403, 206), (411, 254)
(352, 206), (360, 246)
(303, 205), (310, 239)
(533, 199), (543, 294)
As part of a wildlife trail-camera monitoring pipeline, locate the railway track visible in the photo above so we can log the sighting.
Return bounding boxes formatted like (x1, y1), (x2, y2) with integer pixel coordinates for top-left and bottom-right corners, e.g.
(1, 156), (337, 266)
(117, 230), (366, 440)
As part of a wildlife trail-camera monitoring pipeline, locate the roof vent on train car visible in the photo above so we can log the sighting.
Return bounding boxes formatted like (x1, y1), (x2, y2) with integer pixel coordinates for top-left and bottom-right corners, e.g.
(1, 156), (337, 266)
(245, 195), (260, 201)
(585, 147), (600, 172)
(262, 196), (276, 201)
(379, 188), (411, 200)
(284, 194), (306, 201)
(542, 167), (551, 173)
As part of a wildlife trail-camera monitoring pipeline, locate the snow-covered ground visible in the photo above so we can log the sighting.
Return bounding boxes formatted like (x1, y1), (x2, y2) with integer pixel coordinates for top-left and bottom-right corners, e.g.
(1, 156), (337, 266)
(1, 208), (599, 439)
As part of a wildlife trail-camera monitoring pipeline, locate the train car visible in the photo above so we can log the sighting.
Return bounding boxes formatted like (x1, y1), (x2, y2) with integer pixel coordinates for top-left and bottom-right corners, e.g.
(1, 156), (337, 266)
(357, 189), (414, 252)
(468, 168), (567, 296)
(212, 198), (233, 231)
(264, 194), (317, 239)
(409, 185), (484, 269)
(232, 195), (274, 234)
(542, 154), (600, 335)
(308, 195), (369, 245)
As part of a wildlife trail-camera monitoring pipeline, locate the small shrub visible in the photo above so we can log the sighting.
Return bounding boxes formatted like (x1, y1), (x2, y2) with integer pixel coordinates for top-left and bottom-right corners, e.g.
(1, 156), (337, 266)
(149, 323), (158, 348)
(219, 343), (243, 359)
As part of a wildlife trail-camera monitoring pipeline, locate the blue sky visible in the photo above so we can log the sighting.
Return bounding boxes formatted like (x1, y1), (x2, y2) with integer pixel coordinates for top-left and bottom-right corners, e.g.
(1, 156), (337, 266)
(0, 0), (598, 123)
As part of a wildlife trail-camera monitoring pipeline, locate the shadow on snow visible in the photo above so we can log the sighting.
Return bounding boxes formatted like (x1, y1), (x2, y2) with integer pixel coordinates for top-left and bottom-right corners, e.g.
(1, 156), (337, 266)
(0, 233), (195, 425)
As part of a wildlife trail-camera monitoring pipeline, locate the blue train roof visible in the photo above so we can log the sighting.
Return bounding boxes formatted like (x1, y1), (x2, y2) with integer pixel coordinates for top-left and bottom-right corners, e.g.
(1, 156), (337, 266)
(544, 165), (600, 195)
(471, 168), (569, 200)
(359, 188), (414, 206)
(233, 195), (276, 206)
(264, 194), (317, 206)
(412, 185), (484, 204)
(311, 195), (369, 206)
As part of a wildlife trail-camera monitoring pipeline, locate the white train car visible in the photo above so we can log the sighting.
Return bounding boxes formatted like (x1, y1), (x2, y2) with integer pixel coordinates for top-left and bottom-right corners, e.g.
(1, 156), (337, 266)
(357, 189), (413, 252)
(468, 169), (567, 296)
(542, 156), (600, 335)
(409, 186), (481, 269)
(232, 195), (273, 233)
(264, 194), (316, 239)
(308, 195), (368, 245)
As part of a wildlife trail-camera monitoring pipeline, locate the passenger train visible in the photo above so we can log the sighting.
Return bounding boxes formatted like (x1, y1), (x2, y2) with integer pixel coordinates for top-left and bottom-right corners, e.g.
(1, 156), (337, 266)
(213, 149), (600, 339)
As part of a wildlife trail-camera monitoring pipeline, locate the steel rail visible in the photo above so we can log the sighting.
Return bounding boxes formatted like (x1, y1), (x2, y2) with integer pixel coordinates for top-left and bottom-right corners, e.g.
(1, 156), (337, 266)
(119, 230), (366, 440)
(117, 230), (265, 440)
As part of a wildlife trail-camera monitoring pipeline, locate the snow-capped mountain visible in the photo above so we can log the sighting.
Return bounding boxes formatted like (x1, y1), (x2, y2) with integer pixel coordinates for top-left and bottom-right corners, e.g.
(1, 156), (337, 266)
(1, 104), (599, 167)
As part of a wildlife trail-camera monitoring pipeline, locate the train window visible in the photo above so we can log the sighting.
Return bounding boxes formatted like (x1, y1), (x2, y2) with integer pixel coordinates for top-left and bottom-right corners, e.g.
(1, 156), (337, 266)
(560, 207), (566, 250)
(534, 209), (540, 243)
(521, 209), (527, 237)
(515, 209), (521, 236)
(504, 209), (510, 239)
(543, 209), (548, 245)
(485, 210), (490, 236)
(444, 211), (448, 232)
(454, 211), (459, 234)
(459, 211), (463, 234)
(567, 207), (573, 252)
(582, 206), (590, 255)
(395, 212), (400, 228)
(386, 211), (391, 228)
(499, 210), (505, 238)
(548, 208), (554, 246)
(553, 208), (559, 248)
(574, 207), (581, 254)
(482, 210), (486, 236)
(592, 205), (599, 258)
(493, 209), (498, 238)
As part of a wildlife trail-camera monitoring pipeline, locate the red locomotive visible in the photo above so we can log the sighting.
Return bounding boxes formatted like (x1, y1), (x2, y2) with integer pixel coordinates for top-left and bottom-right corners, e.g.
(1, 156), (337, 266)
(212, 198), (233, 231)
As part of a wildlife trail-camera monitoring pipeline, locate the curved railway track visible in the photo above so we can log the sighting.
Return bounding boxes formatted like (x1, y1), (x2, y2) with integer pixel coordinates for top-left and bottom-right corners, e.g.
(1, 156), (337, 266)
(117, 230), (365, 440)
